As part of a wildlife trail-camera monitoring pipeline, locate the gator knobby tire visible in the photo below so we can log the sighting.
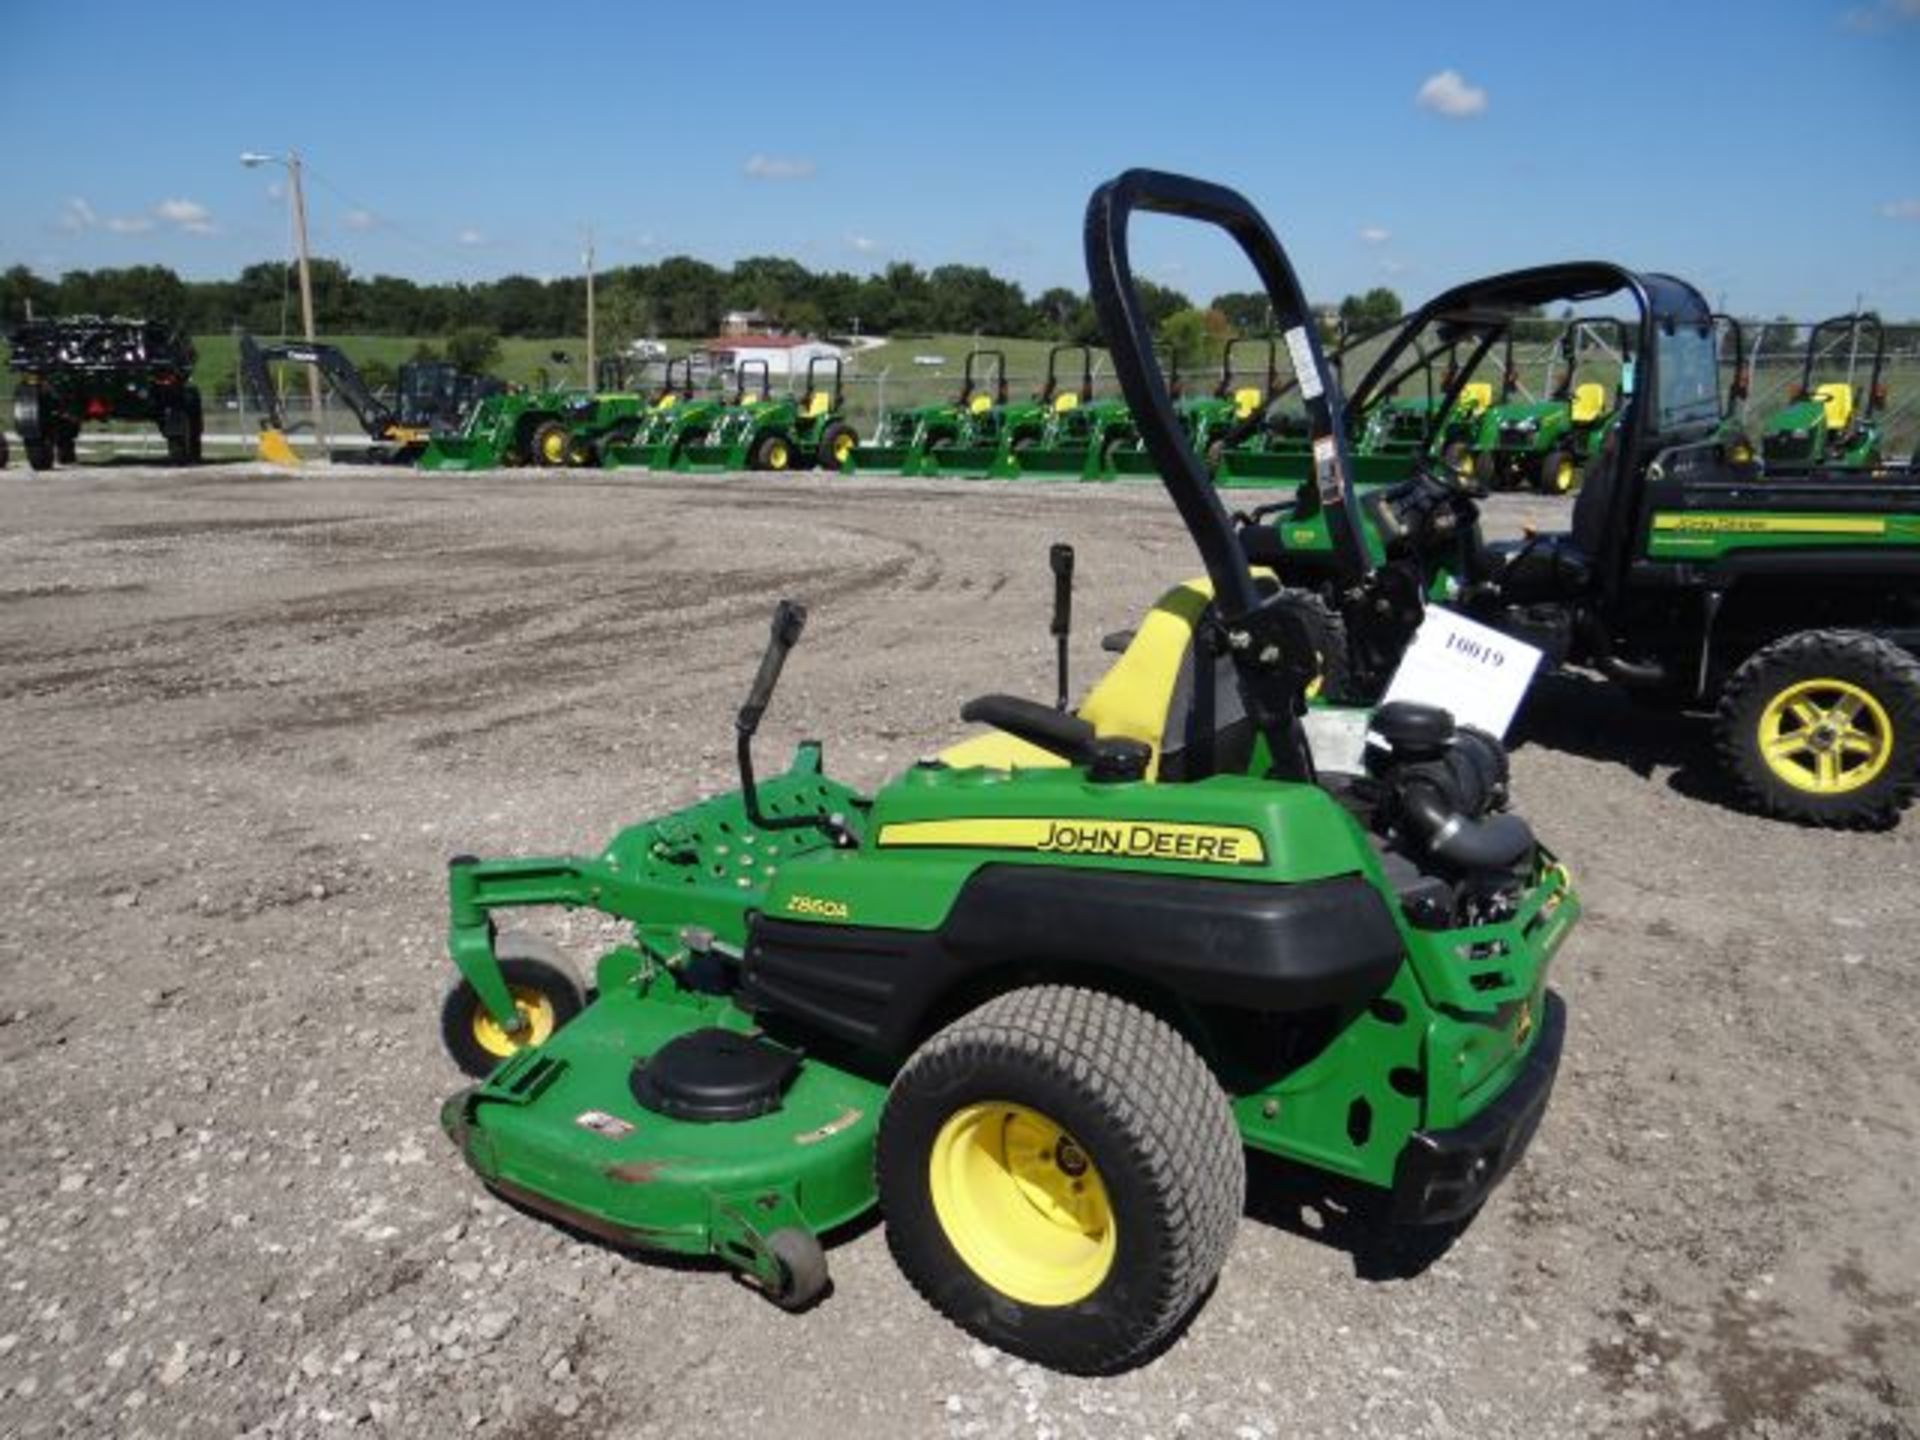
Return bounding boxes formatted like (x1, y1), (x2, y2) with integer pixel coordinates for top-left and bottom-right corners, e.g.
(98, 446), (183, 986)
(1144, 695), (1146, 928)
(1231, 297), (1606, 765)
(876, 985), (1244, 1374)
(1715, 629), (1920, 829)
(1272, 587), (1357, 704)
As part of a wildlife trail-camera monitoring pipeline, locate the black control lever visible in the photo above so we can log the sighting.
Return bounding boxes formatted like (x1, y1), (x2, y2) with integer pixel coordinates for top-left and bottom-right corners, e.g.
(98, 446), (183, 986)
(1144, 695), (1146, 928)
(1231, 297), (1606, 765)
(1049, 543), (1074, 710)
(737, 600), (806, 739)
(735, 601), (851, 845)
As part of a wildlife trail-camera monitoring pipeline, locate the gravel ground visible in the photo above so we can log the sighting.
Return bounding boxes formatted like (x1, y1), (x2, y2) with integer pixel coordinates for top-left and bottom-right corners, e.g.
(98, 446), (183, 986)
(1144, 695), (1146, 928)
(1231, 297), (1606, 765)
(0, 462), (1915, 1440)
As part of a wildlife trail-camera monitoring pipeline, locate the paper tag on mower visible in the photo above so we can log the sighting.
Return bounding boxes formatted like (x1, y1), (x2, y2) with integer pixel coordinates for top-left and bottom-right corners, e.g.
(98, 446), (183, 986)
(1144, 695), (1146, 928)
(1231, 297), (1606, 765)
(1378, 606), (1543, 740)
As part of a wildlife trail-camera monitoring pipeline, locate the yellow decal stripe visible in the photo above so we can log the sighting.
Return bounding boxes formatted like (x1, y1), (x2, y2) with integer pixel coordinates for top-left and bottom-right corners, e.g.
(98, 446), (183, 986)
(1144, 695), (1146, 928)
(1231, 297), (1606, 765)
(1651, 513), (1886, 536)
(876, 817), (1266, 866)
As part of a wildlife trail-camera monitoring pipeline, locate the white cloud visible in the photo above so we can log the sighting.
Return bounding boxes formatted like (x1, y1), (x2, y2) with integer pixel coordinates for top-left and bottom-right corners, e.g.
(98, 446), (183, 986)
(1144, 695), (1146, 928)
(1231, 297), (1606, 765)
(1358, 225), (1391, 244)
(456, 228), (486, 246)
(847, 233), (876, 252)
(1843, 0), (1920, 30)
(155, 198), (216, 234)
(343, 208), (378, 232)
(1381, 258), (1410, 276)
(743, 154), (817, 181)
(58, 197), (98, 232)
(1880, 198), (1920, 220)
(1415, 69), (1488, 118)
(107, 215), (156, 234)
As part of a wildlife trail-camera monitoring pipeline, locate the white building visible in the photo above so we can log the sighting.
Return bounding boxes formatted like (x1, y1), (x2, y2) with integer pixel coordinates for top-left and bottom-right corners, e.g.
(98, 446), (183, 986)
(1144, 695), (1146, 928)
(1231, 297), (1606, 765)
(703, 334), (846, 380)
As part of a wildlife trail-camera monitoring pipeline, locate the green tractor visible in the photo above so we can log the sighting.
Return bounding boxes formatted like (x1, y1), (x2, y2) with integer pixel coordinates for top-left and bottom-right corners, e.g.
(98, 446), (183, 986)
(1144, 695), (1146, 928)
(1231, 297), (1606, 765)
(1466, 319), (1627, 496)
(851, 349), (1009, 475)
(988, 344), (1140, 480)
(1111, 337), (1278, 477)
(1758, 312), (1889, 473)
(1241, 262), (1920, 828)
(601, 358), (707, 469)
(7, 316), (202, 469)
(417, 373), (648, 472)
(675, 357), (859, 473)
(1349, 333), (1495, 472)
(435, 171), (1578, 1374)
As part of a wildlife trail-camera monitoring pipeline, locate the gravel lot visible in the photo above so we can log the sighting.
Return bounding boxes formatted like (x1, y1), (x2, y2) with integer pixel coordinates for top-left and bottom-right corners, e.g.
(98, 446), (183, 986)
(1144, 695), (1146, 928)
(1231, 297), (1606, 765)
(1, 462), (1915, 1439)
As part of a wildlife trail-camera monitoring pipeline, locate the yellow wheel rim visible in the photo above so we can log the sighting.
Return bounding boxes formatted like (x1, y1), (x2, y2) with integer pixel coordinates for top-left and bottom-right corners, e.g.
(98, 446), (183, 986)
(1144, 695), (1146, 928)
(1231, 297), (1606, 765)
(1757, 677), (1893, 795)
(767, 439), (790, 470)
(470, 986), (557, 1059)
(540, 431), (567, 464)
(1552, 457), (1574, 492)
(832, 433), (854, 464)
(929, 1102), (1115, 1307)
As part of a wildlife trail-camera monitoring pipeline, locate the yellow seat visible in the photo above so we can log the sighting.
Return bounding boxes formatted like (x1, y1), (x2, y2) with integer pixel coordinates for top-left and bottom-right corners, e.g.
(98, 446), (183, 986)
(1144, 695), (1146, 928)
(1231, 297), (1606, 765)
(936, 578), (1220, 781)
(654, 393), (679, 411)
(1231, 385), (1264, 420)
(1814, 382), (1854, 432)
(1456, 380), (1493, 415)
(1569, 382), (1607, 425)
(1053, 392), (1080, 414)
(969, 393), (993, 415)
(803, 391), (831, 419)
(742, 395), (761, 408)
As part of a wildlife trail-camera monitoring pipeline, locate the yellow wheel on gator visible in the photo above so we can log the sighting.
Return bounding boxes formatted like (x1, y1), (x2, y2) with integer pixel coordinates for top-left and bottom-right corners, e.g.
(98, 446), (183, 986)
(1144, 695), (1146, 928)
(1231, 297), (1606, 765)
(877, 986), (1243, 1373)
(440, 935), (587, 1077)
(929, 1101), (1116, 1306)
(1716, 629), (1920, 827)
(1755, 677), (1892, 795)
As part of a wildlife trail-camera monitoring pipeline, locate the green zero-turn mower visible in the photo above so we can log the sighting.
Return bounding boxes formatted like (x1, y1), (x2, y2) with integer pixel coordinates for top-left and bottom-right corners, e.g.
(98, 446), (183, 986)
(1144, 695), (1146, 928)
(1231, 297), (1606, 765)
(1758, 312), (1890, 474)
(675, 357), (859, 473)
(436, 171), (1580, 1374)
(851, 349), (1009, 476)
(1241, 262), (1920, 828)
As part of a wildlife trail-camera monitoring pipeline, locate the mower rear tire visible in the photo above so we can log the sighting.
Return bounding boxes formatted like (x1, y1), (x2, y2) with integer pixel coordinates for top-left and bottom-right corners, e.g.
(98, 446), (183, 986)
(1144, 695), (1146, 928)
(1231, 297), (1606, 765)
(440, 933), (588, 1077)
(817, 421), (856, 471)
(24, 438), (53, 471)
(876, 985), (1243, 1374)
(56, 428), (77, 465)
(1715, 629), (1920, 829)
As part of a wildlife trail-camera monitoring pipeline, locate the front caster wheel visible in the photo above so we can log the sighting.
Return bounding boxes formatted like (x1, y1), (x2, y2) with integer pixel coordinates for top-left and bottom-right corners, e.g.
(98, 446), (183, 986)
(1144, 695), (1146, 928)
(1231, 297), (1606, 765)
(876, 986), (1244, 1374)
(439, 933), (587, 1077)
(762, 1227), (829, 1311)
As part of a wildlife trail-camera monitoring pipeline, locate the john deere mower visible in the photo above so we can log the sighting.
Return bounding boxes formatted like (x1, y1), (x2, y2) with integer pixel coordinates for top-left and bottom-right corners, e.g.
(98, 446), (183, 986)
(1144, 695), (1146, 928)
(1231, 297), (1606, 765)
(1758, 312), (1889, 473)
(676, 357), (858, 473)
(436, 171), (1579, 1374)
(1240, 264), (1920, 828)
(7, 316), (202, 469)
(852, 349), (1009, 476)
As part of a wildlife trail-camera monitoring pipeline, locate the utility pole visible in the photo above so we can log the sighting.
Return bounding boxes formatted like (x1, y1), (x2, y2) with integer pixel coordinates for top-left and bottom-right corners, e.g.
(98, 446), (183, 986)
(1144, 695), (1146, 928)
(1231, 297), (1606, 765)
(288, 151), (324, 451)
(585, 227), (596, 389)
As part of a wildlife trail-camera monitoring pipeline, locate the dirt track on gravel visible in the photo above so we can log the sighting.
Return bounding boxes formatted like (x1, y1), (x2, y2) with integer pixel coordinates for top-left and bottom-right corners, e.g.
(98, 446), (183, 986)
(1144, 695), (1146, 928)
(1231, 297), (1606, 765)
(1, 462), (1915, 1439)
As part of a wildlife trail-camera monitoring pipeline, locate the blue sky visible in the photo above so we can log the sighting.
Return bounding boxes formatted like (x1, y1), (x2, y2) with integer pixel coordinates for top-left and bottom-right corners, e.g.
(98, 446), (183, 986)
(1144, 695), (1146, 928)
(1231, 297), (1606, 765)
(3, 0), (1917, 318)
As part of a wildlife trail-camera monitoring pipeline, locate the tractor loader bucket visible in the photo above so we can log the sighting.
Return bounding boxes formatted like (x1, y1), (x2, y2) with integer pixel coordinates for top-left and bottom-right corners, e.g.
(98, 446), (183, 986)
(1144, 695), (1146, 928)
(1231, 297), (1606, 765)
(256, 428), (300, 467)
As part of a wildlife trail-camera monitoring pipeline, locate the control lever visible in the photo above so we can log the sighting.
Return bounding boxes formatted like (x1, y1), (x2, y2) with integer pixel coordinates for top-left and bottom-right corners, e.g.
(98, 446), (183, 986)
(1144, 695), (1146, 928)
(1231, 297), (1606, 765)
(1050, 543), (1075, 710)
(735, 601), (852, 846)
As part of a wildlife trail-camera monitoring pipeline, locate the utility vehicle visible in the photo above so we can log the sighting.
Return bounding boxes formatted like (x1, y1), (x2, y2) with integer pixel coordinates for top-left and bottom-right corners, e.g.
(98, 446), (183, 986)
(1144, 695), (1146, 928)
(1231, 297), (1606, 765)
(1242, 265), (1920, 827)
(1758, 313), (1889, 473)
(7, 316), (202, 469)
(436, 171), (1579, 1374)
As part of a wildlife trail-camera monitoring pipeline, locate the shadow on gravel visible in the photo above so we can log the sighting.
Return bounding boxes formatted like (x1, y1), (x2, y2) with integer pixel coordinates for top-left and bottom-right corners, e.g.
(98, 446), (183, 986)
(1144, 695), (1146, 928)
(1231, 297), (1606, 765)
(1507, 669), (1740, 809)
(1242, 1151), (1471, 1282)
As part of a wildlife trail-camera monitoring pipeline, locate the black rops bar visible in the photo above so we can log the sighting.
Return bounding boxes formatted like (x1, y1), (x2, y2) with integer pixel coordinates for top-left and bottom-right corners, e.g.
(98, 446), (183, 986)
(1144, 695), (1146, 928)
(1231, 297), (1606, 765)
(1083, 170), (1368, 782)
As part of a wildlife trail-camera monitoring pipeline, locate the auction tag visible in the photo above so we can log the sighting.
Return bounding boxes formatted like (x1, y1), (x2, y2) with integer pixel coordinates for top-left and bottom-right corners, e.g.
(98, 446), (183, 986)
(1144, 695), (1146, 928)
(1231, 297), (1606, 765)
(1378, 606), (1543, 739)
(1285, 326), (1323, 400)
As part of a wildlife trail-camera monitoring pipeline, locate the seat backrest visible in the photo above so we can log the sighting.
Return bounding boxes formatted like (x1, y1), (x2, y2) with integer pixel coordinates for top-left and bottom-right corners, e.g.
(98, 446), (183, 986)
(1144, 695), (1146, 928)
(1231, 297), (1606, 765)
(937, 579), (1214, 780)
(803, 391), (831, 419)
(1569, 381), (1606, 424)
(1457, 380), (1493, 415)
(654, 393), (679, 411)
(968, 393), (993, 415)
(1570, 428), (1620, 558)
(1814, 382), (1854, 432)
(1232, 385), (1264, 420)
(1053, 392), (1080, 414)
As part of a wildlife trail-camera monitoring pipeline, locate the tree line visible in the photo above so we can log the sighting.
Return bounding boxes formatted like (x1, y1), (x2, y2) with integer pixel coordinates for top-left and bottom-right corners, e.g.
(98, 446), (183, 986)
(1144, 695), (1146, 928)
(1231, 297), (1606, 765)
(0, 257), (1408, 369)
